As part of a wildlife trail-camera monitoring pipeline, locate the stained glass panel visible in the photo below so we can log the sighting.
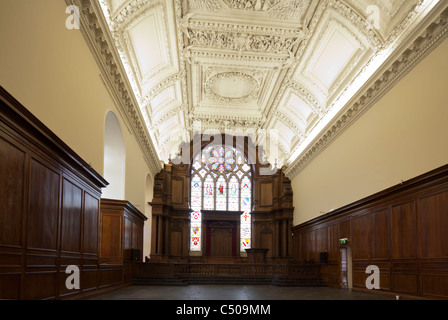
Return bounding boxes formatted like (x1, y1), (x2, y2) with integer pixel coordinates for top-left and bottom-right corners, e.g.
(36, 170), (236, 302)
(191, 237), (201, 251)
(203, 175), (214, 210)
(192, 161), (201, 171)
(216, 175), (227, 210)
(241, 176), (251, 211)
(190, 145), (252, 253)
(228, 175), (239, 211)
(241, 238), (250, 250)
(191, 223), (201, 237)
(191, 210), (201, 222)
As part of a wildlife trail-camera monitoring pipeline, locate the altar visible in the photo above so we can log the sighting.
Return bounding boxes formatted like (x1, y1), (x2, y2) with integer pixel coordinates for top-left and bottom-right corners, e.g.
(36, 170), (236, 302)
(201, 210), (243, 257)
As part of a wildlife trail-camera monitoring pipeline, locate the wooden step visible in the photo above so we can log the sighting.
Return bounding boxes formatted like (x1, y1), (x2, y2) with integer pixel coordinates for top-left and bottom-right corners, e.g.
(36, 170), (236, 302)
(132, 275), (327, 287)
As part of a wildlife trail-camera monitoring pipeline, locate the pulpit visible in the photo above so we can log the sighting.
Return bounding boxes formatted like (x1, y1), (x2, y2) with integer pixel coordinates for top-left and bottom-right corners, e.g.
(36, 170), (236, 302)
(202, 210), (243, 257)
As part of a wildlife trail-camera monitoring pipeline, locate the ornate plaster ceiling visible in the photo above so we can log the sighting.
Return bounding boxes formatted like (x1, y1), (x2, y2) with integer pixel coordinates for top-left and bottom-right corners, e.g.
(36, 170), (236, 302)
(76, 0), (447, 177)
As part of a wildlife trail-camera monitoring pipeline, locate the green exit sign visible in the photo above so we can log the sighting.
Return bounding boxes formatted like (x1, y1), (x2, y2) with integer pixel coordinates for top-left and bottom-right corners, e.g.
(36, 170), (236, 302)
(339, 238), (348, 245)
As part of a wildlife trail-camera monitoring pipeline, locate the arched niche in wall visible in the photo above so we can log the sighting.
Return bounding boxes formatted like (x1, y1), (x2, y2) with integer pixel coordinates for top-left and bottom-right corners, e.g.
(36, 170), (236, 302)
(102, 110), (125, 200)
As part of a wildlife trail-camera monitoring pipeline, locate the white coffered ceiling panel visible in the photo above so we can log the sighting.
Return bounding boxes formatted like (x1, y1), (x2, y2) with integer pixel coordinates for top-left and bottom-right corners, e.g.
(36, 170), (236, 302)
(346, 0), (420, 38)
(94, 0), (446, 170)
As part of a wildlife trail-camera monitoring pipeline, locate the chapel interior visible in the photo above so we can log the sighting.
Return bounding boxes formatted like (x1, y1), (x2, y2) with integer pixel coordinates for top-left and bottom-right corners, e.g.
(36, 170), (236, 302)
(0, 0), (448, 300)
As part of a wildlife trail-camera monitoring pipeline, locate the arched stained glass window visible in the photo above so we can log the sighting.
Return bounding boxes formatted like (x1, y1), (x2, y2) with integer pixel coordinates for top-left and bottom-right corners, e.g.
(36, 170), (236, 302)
(190, 145), (252, 253)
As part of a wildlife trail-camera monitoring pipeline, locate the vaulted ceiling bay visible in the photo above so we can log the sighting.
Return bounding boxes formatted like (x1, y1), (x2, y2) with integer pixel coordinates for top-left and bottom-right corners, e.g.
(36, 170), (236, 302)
(72, 0), (443, 177)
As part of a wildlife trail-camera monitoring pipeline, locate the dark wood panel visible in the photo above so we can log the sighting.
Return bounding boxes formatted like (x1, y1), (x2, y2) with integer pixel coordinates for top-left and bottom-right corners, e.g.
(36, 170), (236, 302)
(0, 273), (21, 299)
(132, 222), (140, 250)
(351, 214), (370, 260)
(339, 220), (351, 240)
(170, 231), (182, 256)
(0, 252), (21, 267)
(171, 178), (184, 204)
(316, 227), (327, 255)
(100, 214), (122, 262)
(391, 201), (417, 259)
(305, 230), (316, 262)
(327, 224), (339, 262)
(392, 272), (418, 294)
(61, 179), (82, 253)
(260, 232), (273, 258)
(99, 268), (123, 287)
(83, 193), (99, 254)
(25, 254), (57, 267)
(27, 159), (60, 251)
(124, 217), (132, 252)
(0, 137), (25, 247)
(24, 271), (57, 300)
(81, 268), (99, 291)
(421, 274), (448, 297)
(418, 190), (448, 258)
(260, 182), (273, 206)
(371, 209), (390, 260)
(352, 269), (368, 288)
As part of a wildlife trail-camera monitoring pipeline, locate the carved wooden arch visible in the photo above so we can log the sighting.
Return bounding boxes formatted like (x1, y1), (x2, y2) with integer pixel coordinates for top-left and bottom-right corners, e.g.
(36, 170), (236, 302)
(172, 133), (274, 173)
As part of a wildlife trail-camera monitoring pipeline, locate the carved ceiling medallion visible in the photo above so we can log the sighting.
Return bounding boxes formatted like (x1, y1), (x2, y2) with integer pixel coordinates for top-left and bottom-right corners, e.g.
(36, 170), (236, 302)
(207, 72), (258, 102)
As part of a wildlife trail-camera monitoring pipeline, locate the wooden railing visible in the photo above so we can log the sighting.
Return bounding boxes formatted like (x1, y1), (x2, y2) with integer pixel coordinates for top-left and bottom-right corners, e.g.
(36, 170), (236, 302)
(139, 261), (321, 279)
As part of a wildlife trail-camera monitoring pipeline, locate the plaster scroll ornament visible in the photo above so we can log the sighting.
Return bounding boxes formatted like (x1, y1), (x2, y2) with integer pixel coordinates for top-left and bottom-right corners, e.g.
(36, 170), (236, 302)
(186, 28), (302, 55)
(224, 0), (283, 11)
(182, 45), (194, 64)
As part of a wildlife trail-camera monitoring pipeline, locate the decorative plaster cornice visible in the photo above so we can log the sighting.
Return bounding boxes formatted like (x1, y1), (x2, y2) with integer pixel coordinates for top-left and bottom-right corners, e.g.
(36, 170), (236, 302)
(285, 5), (448, 179)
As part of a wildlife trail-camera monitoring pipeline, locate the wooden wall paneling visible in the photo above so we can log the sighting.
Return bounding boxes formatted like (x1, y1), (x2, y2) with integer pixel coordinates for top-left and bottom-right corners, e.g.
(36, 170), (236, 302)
(316, 227), (327, 258)
(327, 224), (339, 263)
(392, 271), (419, 295)
(370, 208), (390, 260)
(0, 87), (109, 299)
(259, 222), (274, 258)
(99, 199), (146, 286)
(417, 189), (448, 298)
(24, 271), (58, 300)
(391, 201), (417, 259)
(61, 178), (82, 254)
(418, 190), (448, 259)
(306, 230), (316, 262)
(260, 182), (273, 207)
(83, 192), (99, 255)
(171, 177), (184, 205)
(124, 216), (132, 260)
(339, 220), (351, 242)
(169, 219), (183, 257)
(27, 158), (60, 252)
(0, 273), (21, 299)
(100, 212), (122, 265)
(420, 273), (448, 298)
(80, 268), (99, 292)
(0, 134), (27, 299)
(291, 164), (448, 298)
(351, 213), (370, 261)
(99, 266), (123, 288)
(0, 136), (25, 248)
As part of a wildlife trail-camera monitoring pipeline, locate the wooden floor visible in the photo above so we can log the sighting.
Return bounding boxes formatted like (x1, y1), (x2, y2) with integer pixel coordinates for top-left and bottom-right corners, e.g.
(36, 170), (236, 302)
(87, 285), (394, 300)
